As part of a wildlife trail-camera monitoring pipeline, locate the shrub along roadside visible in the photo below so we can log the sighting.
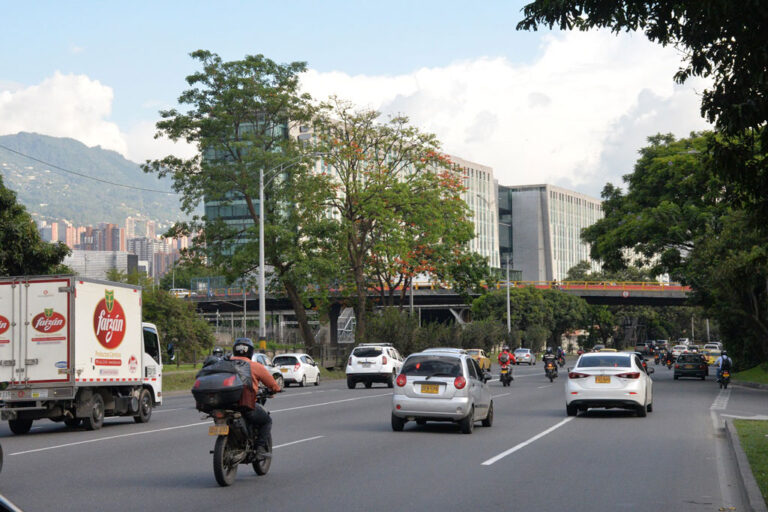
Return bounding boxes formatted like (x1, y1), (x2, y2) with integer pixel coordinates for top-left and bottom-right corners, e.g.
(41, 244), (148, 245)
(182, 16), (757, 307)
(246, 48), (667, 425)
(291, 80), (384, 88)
(733, 364), (768, 385)
(163, 367), (345, 393)
(733, 420), (768, 504)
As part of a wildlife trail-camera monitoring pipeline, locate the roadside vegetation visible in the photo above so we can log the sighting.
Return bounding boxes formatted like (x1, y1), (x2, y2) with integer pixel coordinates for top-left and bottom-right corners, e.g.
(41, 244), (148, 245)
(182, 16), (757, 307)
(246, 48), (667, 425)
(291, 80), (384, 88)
(733, 420), (768, 503)
(733, 364), (768, 386)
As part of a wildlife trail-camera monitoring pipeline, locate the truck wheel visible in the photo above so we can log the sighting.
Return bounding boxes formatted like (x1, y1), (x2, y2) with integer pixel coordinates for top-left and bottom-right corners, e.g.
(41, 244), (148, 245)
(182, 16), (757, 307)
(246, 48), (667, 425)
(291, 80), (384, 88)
(84, 393), (105, 430)
(133, 389), (152, 424)
(8, 418), (33, 435)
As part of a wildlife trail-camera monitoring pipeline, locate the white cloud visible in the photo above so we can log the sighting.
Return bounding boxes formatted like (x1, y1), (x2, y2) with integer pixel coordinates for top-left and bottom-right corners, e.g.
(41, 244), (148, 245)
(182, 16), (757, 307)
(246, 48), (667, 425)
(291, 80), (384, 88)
(301, 30), (711, 197)
(0, 72), (196, 164)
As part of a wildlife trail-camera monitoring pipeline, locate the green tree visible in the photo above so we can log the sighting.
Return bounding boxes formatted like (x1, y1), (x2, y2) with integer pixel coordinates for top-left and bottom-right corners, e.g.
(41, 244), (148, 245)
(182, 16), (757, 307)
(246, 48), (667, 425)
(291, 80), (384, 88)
(158, 254), (220, 291)
(543, 288), (588, 349)
(0, 175), (70, 276)
(311, 98), (472, 340)
(144, 50), (335, 347)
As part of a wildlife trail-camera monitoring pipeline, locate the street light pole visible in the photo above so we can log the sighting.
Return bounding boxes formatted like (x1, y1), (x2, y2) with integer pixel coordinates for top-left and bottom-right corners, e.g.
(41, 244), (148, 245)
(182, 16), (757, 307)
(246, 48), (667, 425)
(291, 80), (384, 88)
(506, 254), (511, 334)
(258, 166), (266, 349)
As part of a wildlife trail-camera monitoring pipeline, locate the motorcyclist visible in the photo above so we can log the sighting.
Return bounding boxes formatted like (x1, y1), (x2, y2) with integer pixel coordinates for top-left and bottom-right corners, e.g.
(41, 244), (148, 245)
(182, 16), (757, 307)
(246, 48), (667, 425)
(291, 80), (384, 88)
(231, 338), (282, 456)
(714, 350), (733, 382)
(665, 349), (674, 365)
(498, 345), (516, 365)
(202, 346), (225, 367)
(542, 347), (557, 374)
(556, 346), (566, 364)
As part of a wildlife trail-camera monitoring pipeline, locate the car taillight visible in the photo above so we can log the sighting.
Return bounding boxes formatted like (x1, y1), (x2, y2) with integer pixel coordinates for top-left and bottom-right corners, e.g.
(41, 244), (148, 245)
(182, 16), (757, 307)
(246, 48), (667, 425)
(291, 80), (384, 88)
(294, 363), (301, 371)
(396, 374), (407, 387)
(454, 376), (467, 389)
(675, 364), (680, 369)
(193, 379), (201, 388)
(381, 355), (387, 365)
(616, 372), (641, 379)
(348, 357), (352, 366)
(700, 364), (706, 369)
(222, 375), (236, 386)
(568, 372), (589, 379)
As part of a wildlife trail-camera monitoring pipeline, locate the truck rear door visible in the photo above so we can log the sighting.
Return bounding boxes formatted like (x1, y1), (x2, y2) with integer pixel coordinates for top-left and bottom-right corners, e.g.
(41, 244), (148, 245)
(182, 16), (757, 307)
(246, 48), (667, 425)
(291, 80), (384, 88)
(1, 278), (72, 385)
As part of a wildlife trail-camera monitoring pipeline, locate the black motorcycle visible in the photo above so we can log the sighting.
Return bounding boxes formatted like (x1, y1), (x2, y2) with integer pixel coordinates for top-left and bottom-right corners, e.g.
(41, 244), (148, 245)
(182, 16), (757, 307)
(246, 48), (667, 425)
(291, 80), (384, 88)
(557, 355), (566, 368)
(499, 363), (513, 387)
(545, 361), (558, 382)
(206, 389), (274, 486)
(718, 370), (731, 389)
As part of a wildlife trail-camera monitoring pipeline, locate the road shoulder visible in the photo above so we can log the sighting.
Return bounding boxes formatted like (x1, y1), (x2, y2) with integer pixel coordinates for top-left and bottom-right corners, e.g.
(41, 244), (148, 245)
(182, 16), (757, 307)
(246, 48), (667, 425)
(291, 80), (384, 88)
(725, 419), (768, 512)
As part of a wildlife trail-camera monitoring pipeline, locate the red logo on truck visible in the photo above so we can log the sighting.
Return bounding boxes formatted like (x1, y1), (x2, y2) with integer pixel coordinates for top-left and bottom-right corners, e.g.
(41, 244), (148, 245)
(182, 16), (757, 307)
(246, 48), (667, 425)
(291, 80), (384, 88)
(93, 290), (126, 349)
(0, 314), (10, 335)
(31, 309), (66, 333)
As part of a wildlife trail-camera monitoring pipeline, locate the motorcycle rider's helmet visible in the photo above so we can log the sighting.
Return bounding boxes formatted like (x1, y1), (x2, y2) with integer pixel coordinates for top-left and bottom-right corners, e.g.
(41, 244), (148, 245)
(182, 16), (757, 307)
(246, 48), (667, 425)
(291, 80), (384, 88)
(503, 345), (510, 352)
(546, 347), (553, 355)
(212, 347), (224, 357)
(721, 350), (727, 357)
(233, 338), (255, 359)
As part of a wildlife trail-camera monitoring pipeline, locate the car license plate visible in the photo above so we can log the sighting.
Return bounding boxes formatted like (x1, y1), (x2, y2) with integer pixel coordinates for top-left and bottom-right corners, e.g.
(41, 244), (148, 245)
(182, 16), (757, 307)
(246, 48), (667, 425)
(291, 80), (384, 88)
(685, 364), (694, 369)
(595, 375), (611, 384)
(209, 425), (229, 436)
(501, 369), (508, 373)
(420, 384), (439, 394)
(362, 362), (371, 368)
(280, 368), (288, 373)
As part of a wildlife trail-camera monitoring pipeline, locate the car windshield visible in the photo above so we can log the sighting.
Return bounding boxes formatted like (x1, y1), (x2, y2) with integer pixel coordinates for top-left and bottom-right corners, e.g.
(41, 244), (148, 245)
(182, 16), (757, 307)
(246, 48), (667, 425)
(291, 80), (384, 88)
(353, 347), (382, 358)
(674, 346), (686, 350)
(466, 350), (480, 356)
(273, 356), (298, 366)
(402, 356), (463, 377)
(577, 355), (632, 368)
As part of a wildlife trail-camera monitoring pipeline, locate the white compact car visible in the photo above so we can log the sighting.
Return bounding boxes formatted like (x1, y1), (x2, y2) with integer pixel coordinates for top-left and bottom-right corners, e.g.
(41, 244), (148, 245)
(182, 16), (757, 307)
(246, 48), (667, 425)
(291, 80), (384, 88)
(346, 343), (404, 388)
(671, 345), (688, 358)
(272, 353), (321, 387)
(565, 352), (654, 417)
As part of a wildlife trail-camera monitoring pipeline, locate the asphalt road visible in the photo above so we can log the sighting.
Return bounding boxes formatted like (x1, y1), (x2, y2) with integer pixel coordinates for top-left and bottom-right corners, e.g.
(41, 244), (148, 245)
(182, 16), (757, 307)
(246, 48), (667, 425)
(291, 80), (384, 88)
(0, 360), (764, 512)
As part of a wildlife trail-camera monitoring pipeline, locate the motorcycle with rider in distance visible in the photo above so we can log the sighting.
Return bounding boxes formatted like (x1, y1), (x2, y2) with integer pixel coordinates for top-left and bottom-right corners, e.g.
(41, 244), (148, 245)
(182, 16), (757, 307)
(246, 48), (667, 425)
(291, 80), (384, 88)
(499, 353), (513, 387)
(545, 360), (558, 382)
(718, 370), (731, 389)
(205, 388), (275, 486)
(557, 354), (566, 368)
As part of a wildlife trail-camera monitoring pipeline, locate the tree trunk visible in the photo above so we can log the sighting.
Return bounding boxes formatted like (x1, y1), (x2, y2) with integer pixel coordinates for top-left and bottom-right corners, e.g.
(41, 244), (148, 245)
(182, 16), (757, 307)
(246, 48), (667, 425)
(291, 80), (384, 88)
(353, 265), (368, 342)
(283, 281), (316, 348)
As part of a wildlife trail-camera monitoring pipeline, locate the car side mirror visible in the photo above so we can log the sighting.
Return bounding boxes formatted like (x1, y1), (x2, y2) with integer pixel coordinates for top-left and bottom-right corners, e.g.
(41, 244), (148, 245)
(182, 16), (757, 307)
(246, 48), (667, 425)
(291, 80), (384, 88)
(648, 367), (655, 374)
(483, 371), (492, 382)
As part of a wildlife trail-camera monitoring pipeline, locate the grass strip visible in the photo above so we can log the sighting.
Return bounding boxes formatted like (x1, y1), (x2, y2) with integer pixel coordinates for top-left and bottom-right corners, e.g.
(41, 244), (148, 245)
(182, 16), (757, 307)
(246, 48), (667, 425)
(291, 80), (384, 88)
(733, 419), (768, 503)
(162, 366), (346, 393)
(733, 364), (768, 385)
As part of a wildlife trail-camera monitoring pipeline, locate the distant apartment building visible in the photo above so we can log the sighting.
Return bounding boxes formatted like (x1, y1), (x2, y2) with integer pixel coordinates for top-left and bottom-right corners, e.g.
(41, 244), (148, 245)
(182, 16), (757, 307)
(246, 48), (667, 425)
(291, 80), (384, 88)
(64, 250), (138, 280)
(498, 184), (603, 282)
(125, 216), (156, 240)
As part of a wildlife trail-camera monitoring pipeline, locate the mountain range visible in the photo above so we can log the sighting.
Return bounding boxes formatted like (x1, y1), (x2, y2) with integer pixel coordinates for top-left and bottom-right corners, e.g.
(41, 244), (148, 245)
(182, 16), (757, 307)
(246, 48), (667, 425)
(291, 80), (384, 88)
(0, 132), (189, 227)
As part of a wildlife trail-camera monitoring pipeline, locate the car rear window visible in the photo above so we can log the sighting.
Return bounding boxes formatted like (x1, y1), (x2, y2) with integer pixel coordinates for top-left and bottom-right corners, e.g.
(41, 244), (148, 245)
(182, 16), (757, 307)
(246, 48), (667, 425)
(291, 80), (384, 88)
(402, 356), (463, 377)
(466, 350), (480, 356)
(353, 347), (383, 358)
(577, 355), (632, 368)
(678, 354), (701, 363)
(514, 349), (529, 354)
(273, 356), (298, 366)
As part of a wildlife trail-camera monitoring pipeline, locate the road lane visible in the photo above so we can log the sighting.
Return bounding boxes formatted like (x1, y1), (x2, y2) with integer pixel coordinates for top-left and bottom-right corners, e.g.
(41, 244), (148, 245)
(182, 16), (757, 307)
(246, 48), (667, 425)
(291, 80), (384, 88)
(0, 363), (755, 512)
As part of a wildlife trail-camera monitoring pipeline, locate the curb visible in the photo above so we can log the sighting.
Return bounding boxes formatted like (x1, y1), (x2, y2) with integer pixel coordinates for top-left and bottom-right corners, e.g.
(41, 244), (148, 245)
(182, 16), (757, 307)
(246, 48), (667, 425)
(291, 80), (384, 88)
(725, 419), (768, 512)
(733, 380), (768, 391)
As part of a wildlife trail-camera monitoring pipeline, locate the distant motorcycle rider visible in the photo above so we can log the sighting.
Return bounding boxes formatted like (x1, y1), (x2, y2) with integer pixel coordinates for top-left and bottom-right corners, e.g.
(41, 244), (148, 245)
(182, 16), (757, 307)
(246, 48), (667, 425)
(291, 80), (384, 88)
(498, 346), (516, 365)
(542, 347), (557, 374)
(715, 350), (733, 382)
(231, 338), (282, 456)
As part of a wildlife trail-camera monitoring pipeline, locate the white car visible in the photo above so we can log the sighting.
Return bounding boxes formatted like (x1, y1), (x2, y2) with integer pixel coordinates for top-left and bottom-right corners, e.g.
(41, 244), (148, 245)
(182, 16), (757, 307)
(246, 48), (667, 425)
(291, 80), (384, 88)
(252, 352), (285, 390)
(703, 343), (722, 351)
(272, 353), (320, 387)
(346, 343), (404, 388)
(566, 352), (654, 417)
(514, 348), (536, 365)
(671, 345), (688, 357)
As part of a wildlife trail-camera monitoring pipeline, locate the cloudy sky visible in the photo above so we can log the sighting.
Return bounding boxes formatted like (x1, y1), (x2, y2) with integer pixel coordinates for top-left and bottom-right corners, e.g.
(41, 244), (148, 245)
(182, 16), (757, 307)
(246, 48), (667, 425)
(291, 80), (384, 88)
(1, 1), (710, 198)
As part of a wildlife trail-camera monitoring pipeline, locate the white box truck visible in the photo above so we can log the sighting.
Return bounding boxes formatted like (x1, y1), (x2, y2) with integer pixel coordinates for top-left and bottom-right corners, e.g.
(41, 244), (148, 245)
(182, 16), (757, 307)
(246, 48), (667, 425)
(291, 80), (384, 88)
(0, 276), (162, 433)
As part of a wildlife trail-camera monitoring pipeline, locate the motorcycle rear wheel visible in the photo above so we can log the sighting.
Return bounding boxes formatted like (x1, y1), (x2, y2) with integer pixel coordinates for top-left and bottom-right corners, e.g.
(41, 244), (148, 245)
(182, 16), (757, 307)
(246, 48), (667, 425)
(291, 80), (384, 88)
(213, 435), (238, 487)
(253, 434), (273, 475)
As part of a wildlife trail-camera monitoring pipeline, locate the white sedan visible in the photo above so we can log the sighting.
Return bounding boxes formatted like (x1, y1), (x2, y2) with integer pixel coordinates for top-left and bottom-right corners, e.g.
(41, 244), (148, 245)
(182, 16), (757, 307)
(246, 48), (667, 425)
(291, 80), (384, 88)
(565, 352), (654, 417)
(272, 353), (321, 387)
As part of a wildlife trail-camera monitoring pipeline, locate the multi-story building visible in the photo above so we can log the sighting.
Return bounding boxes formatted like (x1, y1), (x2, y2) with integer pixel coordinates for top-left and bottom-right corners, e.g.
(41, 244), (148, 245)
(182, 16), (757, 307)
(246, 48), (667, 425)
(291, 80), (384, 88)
(64, 250), (138, 280)
(497, 184), (603, 282)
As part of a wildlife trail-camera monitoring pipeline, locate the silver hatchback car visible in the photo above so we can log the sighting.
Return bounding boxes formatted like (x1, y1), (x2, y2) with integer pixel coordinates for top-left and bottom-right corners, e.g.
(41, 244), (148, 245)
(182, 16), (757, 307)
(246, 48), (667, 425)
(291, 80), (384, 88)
(391, 351), (493, 434)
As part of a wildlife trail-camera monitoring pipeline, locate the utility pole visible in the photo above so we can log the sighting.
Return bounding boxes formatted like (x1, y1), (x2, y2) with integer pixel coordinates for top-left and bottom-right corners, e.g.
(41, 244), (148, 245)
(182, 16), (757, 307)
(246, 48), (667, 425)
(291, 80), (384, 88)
(506, 254), (511, 334)
(691, 315), (695, 341)
(409, 277), (414, 316)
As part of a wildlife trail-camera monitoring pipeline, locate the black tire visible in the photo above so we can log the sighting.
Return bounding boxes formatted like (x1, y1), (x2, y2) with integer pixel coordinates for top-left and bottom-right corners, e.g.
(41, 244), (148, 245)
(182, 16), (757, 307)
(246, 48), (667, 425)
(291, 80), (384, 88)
(549, 374), (554, 383)
(700, 375), (706, 381)
(459, 407), (475, 434)
(391, 413), (405, 432)
(299, 375), (306, 388)
(0, 443), (3, 473)
(674, 375), (679, 380)
(719, 381), (724, 389)
(213, 435), (238, 486)
(387, 372), (395, 388)
(637, 404), (647, 417)
(83, 393), (105, 431)
(274, 375), (284, 390)
(253, 434), (272, 476)
(133, 388), (152, 424)
(347, 378), (356, 389)
(364, 381), (373, 389)
(314, 373), (320, 386)
(566, 404), (578, 416)
(64, 417), (81, 428)
(723, 381), (728, 389)
(482, 401), (494, 427)
(8, 418), (33, 435)
(647, 403), (653, 413)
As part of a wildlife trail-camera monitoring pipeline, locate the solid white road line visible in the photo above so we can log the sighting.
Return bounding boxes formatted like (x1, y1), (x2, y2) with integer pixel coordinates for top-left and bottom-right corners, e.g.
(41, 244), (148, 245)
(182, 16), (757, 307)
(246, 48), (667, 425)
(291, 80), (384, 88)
(153, 408), (181, 413)
(481, 417), (574, 466)
(491, 393), (511, 399)
(11, 394), (389, 456)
